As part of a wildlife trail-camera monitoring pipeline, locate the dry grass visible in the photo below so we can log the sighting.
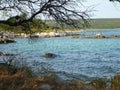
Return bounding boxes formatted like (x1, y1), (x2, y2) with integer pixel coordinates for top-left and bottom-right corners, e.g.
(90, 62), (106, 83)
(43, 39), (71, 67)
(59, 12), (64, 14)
(1, 65), (120, 90)
(0, 70), (25, 90)
(0, 67), (86, 90)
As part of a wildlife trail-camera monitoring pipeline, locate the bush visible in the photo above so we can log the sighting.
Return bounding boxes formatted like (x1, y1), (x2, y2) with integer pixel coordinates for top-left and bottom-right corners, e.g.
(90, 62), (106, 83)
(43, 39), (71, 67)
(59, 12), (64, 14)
(91, 78), (107, 89)
(1, 53), (120, 90)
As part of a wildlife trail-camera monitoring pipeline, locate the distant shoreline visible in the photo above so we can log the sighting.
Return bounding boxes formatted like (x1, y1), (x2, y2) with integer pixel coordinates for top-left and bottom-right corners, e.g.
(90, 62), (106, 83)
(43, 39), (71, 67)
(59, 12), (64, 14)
(0, 29), (85, 38)
(64, 29), (84, 33)
(0, 28), (120, 39)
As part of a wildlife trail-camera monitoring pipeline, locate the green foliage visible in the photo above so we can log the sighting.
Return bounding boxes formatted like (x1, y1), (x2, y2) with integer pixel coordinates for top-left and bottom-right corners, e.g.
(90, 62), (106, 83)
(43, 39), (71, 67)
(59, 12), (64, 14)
(20, 13), (27, 20)
(29, 19), (50, 33)
(0, 24), (13, 31)
(0, 19), (51, 33)
(89, 18), (120, 29)
(45, 18), (120, 29)
(2, 18), (119, 33)
(30, 19), (48, 29)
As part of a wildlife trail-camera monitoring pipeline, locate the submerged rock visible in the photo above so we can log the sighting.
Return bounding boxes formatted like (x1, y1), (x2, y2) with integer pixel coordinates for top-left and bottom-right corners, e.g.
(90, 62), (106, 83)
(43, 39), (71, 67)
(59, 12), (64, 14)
(0, 52), (4, 56)
(44, 53), (56, 58)
(0, 39), (16, 44)
(0, 51), (14, 56)
(85, 33), (106, 39)
(95, 33), (106, 38)
(71, 34), (79, 38)
(112, 35), (120, 38)
(5, 53), (15, 56)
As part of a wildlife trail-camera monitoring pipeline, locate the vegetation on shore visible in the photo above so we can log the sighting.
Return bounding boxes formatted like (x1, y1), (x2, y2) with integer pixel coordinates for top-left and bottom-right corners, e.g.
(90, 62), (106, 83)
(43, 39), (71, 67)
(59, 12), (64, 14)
(89, 18), (120, 29)
(1, 18), (120, 34)
(0, 55), (120, 90)
(46, 18), (120, 30)
(1, 62), (120, 90)
(0, 19), (53, 34)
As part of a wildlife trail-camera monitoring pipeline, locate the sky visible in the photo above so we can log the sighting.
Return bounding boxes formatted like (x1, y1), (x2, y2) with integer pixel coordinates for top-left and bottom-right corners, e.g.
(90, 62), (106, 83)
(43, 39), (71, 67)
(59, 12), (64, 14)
(0, 0), (120, 19)
(83, 0), (120, 18)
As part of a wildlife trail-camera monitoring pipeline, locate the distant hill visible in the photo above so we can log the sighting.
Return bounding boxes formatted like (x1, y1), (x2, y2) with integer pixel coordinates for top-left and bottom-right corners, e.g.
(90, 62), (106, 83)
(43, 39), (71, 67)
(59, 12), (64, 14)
(89, 18), (120, 29)
(45, 18), (120, 29)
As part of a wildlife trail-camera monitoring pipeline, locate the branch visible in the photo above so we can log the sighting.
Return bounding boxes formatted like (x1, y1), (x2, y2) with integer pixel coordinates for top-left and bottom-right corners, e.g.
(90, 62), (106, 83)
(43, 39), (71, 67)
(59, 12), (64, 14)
(0, 0), (90, 29)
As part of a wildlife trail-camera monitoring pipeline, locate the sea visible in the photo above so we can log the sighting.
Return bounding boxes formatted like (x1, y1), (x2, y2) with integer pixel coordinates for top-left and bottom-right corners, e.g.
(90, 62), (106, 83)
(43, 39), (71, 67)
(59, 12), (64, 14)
(0, 28), (120, 81)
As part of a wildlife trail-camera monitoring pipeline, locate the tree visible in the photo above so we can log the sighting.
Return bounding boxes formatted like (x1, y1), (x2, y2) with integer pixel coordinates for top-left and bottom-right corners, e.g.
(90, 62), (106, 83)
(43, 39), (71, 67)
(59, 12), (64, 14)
(0, 0), (90, 29)
(110, 0), (120, 2)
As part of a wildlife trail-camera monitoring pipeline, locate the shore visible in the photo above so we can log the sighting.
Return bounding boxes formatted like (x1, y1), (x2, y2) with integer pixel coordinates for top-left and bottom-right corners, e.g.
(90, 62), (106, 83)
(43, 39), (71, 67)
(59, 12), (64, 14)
(0, 29), (84, 38)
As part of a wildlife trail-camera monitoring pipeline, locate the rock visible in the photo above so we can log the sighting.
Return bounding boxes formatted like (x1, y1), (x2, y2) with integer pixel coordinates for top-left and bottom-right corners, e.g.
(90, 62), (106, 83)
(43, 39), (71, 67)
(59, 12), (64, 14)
(5, 54), (15, 56)
(0, 39), (16, 44)
(41, 84), (51, 90)
(112, 35), (120, 38)
(44, 53), (56, 58)
(0, 51), (14, 56)
(71, 34), (79, 38)
(85, 35), (106, 39)
(0, 52), (4, 56)
(95, 33), (106, 38)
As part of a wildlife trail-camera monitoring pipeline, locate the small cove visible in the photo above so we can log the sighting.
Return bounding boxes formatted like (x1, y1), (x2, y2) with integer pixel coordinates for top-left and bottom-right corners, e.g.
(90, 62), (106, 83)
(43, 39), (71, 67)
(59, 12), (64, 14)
(0, 28), (120, 80)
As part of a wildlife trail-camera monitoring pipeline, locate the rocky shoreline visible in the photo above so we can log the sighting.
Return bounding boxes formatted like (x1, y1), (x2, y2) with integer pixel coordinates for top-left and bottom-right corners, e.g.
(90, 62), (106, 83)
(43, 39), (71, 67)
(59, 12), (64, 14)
(84, 34), (120, 39)
(0, 30), (120, 41)
(0, 30), (84, 38)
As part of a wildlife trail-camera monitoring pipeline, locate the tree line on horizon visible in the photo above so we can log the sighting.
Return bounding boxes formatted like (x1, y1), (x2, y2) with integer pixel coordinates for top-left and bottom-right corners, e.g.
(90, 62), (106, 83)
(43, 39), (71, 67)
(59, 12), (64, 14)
(0, 18), (120, 33)
(46, 18), (120, 29)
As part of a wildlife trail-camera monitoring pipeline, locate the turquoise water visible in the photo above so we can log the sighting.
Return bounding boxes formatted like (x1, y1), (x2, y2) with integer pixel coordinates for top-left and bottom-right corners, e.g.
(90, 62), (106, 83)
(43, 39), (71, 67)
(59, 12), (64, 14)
(0, 29), (120, 80)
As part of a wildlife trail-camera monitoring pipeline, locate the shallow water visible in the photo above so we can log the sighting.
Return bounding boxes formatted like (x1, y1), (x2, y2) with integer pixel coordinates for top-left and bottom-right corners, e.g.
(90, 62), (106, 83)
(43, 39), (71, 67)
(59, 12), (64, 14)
(0, 29), (120, 80)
